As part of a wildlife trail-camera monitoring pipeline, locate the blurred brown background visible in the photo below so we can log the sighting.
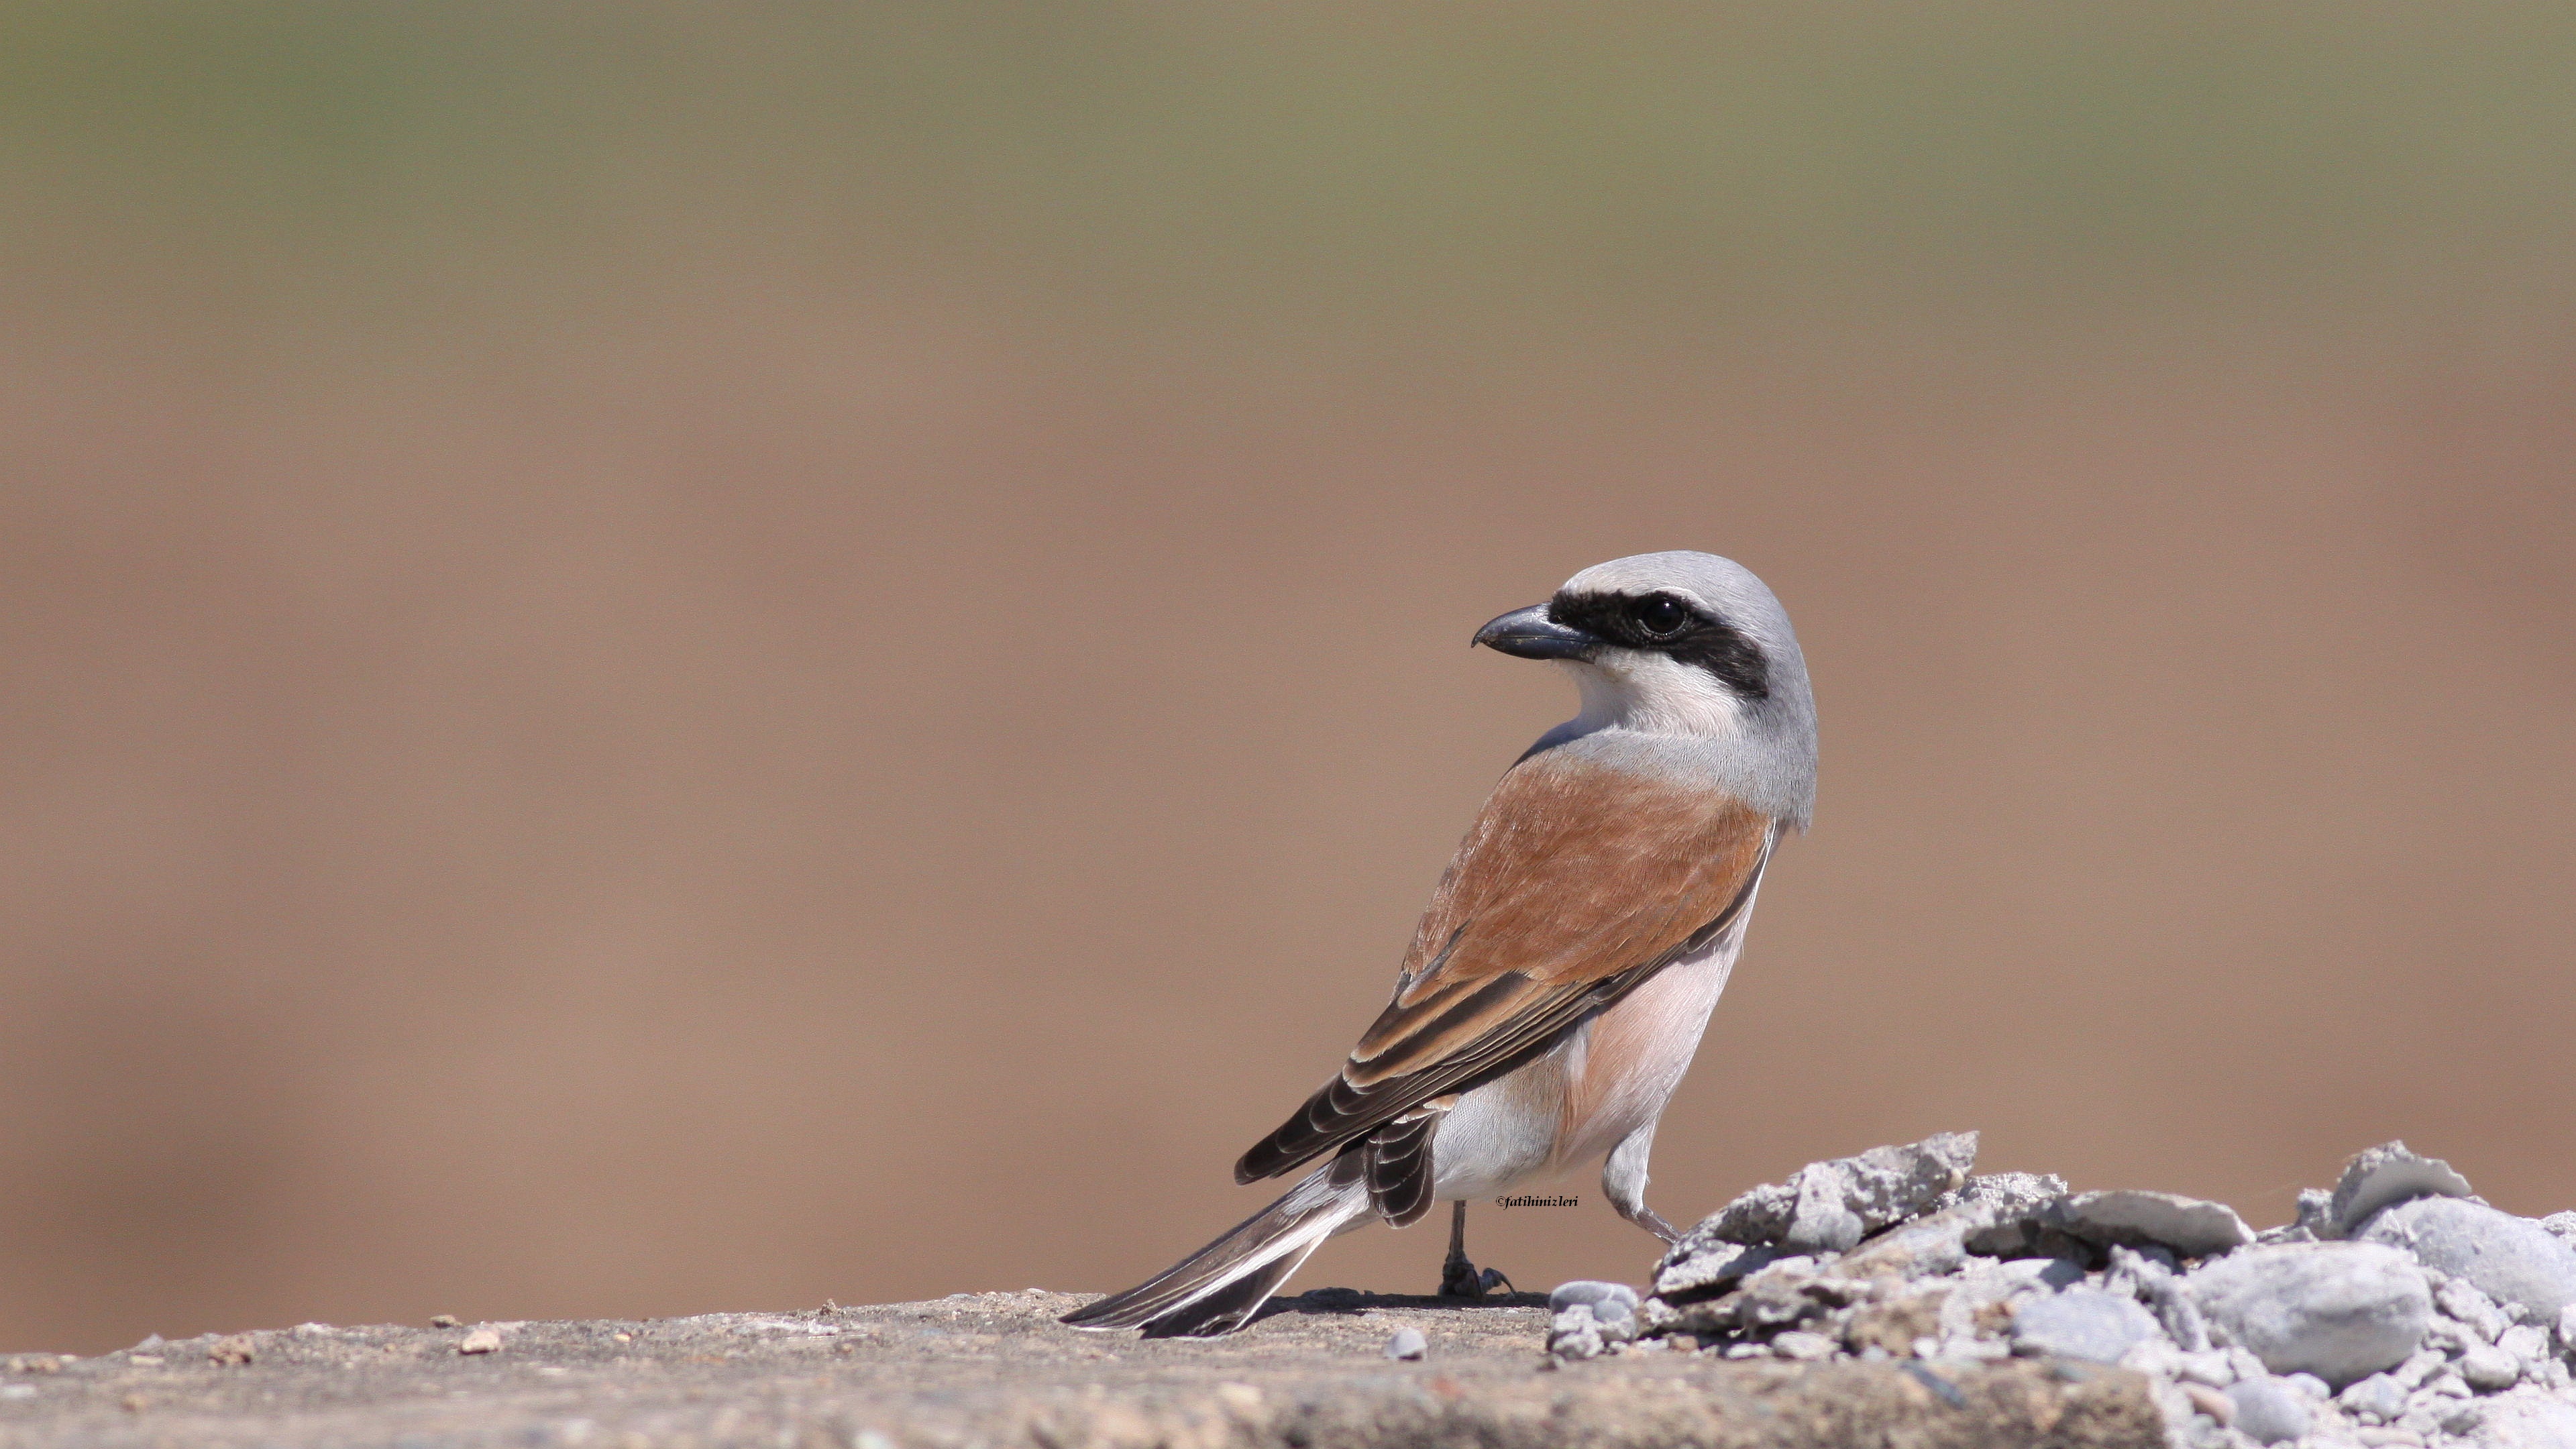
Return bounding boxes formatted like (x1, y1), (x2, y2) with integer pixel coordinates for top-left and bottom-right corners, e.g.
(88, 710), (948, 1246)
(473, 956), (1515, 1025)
(3, 3), (2573, 1354)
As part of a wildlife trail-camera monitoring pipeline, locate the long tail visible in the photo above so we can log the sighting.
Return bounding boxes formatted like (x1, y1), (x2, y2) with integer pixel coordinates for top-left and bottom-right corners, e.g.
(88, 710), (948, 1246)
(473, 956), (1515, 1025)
(1060, 1154), (1371, 1337)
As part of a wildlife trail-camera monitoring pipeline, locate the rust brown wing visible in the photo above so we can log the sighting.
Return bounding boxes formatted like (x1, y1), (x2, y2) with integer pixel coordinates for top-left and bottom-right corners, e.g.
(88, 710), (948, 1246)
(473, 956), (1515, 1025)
(1234, 749), (1777, 1185)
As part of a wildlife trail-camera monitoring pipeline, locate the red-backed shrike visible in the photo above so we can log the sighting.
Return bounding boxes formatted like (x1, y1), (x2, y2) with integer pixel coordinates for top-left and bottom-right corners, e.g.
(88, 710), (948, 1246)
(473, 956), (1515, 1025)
(1064, 551), (1817, 1336)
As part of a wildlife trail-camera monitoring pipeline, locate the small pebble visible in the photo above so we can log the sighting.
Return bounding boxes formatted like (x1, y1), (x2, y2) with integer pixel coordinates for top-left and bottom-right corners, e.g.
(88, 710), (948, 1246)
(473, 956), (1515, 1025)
(2339, 1373), (2407, 1423)
(2438, 1279), (2509, 1342)
(1214, 1383), (1264, 1415)
(2010, 1288), (2161, 1364)
(2224, 1377), (2313, 1444)
(2438, 1400), (2488, 1436)
(2183, 1383), (2235, 1424)
(2459, 1342), (2520, 1391)
(2178, 1350), (2236, 1387)
(2499, 1322), (2551, 1366)
(2392, 1347), (2447, 1389)
(1548, 1281), (1638, 1317)
(458, 1328), (503, 1355)
(2282, 1373), (2329, 1400)
(1771, 1331), (1836, 1361)
(1383, 1328), (1426, 1361)
(430, 1316), (460, 1330)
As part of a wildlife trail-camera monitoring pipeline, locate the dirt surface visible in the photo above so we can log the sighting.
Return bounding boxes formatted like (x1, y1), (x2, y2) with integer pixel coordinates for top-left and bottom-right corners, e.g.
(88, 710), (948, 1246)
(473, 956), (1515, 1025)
(0, 1288), (2161, 1449)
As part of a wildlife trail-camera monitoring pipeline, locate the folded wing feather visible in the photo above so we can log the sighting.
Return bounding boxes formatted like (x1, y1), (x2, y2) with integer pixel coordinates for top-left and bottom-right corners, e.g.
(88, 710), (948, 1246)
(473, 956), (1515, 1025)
(1234, 749), (1776, 1187)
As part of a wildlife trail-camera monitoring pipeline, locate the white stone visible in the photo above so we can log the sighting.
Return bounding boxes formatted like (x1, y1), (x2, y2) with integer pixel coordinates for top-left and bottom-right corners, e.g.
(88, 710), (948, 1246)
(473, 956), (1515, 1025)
(2440, 1279), (2512, 1342)
(2504, 1324), (2555, 1369)
(2358, 1197), (2576, 1318)
(2188, 1242), (2432, 1387)
(2336, 1372), (2406, 1423)
(2466, 1343), (2526, 1393)
(1772, 1330), (1837, 1360)
(2179, 1350), (2238, 1387)
(1674, 1132), (1978, 1256)
(2327, 1142), (2475, 1238)
(2057, 1189), (2255, 1258)
(2225, 1377), (2314, 1445)
(2011, 1287), (2163, 1364)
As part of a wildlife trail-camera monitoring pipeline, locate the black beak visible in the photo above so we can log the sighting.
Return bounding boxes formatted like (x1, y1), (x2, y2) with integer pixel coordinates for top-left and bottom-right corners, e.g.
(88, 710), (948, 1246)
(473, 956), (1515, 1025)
(1472, 604), (1598, 661)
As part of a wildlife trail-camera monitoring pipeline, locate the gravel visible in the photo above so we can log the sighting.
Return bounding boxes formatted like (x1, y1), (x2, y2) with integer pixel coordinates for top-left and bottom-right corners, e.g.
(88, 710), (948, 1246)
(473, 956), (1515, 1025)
(1599, 1136), (2576, 1449)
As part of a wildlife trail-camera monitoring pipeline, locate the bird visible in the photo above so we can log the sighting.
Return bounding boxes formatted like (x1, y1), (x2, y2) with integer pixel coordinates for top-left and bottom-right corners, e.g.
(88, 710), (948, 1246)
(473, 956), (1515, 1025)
(1060, 550), (1817, 1338)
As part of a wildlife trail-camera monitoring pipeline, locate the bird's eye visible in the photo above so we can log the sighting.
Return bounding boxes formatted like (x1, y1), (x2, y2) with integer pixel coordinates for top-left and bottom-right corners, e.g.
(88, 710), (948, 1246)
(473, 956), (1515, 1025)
(1629, 594), (1690, 639)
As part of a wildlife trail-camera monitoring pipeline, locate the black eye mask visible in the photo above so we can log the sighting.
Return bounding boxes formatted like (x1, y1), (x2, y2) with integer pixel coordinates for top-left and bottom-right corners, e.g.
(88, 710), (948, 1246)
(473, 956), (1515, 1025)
(1545, 592), (1771, 700)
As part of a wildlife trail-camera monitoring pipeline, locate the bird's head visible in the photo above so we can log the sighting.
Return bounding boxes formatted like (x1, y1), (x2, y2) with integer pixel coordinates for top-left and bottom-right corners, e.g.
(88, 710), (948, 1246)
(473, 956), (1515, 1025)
(1474, 551), (1812, 752)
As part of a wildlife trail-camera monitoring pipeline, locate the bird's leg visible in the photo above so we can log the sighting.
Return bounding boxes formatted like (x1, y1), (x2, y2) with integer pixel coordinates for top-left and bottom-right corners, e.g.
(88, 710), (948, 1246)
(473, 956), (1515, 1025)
(1604, 1124), (1686, 1245)
(1437, 1201), (1514, 1298)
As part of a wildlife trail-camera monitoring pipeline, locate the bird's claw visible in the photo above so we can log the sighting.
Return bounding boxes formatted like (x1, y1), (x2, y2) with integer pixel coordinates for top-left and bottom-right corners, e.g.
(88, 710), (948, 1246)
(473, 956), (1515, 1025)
(1438, 1261), (1515, 1299)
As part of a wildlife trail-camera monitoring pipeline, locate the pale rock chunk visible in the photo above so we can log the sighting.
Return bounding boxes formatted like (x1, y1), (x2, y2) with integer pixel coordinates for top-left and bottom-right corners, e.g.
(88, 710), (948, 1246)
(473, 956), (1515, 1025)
(2055, 1189), (2255, 1259)
(2337, 1372), (2408, 1423)
(2224, 1376), (2313, 1444)
(2500, 1322), (2553, 1370)
(1675, 1132), (1978, 1256)
(2463, 1342), (2524, 1392)
(2358, 1197), (2576, 1318)
(1770, 1330), (1837, 1361)
(2010, 1287), (2161, 1364)
(2328, 1142), (2477, 1239)
(2188, 1241), (2432, 1387)
(2440, 1278), (2513, 1342)
(1548, 1281), (1639, 1330)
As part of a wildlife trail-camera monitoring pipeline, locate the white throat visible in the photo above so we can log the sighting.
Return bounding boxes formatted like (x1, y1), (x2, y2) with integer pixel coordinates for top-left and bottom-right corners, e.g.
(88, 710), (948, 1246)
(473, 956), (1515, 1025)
(1560, 649), (1749, 741)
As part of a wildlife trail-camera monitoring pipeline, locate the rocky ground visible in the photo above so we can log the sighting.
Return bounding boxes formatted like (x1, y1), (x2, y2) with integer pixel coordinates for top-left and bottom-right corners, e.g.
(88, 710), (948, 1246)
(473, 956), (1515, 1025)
(0, 1288), (2157, 1449)
(3, 1134), (2563, 1449)
(1550, 1136), (2576, 1449)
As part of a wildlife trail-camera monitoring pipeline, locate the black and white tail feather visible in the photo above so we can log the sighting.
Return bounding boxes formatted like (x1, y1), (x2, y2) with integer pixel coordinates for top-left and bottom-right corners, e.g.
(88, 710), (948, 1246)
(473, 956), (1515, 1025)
(1057, 1154), (1375, 1337)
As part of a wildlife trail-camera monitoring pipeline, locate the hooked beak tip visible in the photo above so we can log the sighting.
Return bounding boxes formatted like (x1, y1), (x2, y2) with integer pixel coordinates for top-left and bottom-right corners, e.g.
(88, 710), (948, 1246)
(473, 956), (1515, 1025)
(1474, 604), (1598, 661)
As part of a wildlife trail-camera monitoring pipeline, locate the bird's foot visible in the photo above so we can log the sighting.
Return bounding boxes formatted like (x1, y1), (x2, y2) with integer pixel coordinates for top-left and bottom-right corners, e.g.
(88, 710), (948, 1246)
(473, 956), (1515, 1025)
(1438, 1259), (1515, 1299)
